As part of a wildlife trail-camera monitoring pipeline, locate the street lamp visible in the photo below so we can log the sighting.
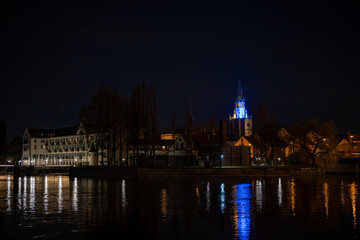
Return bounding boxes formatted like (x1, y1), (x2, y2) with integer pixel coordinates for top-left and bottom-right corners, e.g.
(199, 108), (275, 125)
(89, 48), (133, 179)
(350, 135), (354, 156)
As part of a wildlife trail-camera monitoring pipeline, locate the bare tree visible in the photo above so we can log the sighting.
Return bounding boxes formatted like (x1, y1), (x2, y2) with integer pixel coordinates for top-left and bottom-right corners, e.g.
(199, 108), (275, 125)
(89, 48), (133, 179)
(290, 119), (337, 166)
(147, 85), (158, 166)
(251, 103), (280, 163)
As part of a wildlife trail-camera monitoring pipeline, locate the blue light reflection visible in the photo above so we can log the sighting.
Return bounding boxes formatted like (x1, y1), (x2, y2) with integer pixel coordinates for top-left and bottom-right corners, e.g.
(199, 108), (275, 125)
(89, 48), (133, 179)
(233, 183), (252, 240)
(220, 183), (225, 213)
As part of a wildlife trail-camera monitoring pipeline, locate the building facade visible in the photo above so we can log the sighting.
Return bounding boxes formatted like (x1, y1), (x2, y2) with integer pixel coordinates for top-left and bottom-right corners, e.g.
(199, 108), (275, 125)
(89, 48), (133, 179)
(21, 123), (106, 166)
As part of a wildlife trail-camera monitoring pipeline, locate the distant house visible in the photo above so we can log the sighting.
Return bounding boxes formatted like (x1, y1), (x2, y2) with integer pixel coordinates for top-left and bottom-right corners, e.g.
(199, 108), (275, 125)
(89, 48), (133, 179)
(336, 134), (360, 157)
(196, 132), (251, 167)
(127, 132), (196, 167)
(233, 136), (253, 158)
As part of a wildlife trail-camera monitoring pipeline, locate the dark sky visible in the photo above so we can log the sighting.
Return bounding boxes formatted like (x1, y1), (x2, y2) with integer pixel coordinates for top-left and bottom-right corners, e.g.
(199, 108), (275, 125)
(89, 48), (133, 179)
(1, 1), (359, 139)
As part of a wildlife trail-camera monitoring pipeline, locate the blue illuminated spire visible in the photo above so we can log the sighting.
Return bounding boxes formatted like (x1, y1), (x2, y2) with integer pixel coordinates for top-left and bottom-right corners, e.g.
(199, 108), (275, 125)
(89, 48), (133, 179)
(230, 80), (249, 119)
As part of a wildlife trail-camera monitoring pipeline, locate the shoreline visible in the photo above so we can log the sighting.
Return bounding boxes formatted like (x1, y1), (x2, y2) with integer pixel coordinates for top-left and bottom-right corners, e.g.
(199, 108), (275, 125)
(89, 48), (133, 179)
(6, 165), (360, 178)
(69, 166), (323, 178)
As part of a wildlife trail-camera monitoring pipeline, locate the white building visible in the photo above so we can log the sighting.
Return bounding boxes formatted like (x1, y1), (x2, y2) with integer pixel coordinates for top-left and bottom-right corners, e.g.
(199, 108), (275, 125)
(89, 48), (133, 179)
(21, 123), (106, 166)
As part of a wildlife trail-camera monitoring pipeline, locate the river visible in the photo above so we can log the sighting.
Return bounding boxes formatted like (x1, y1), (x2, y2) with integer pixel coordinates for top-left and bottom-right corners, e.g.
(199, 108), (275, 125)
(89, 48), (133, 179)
(0, 174), (359, 239)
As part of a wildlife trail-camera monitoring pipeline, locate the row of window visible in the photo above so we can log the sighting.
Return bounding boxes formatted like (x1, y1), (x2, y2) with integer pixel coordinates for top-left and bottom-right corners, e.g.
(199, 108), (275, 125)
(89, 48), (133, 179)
(32, 135), (96, 144)
(26, 143), (94, 151)
(31, 152), (106, 159)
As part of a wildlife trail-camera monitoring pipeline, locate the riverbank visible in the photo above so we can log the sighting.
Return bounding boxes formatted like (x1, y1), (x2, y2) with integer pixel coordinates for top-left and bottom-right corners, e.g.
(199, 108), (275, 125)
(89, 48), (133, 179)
(12, 166), (70, 176)
(69, 166), (322, 178)
(10, 165), (360, 178)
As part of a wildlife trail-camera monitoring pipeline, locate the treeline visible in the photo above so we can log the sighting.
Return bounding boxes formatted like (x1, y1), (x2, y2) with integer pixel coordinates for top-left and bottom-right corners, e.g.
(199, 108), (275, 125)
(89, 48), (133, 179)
(80, 81), (158, 166)
(249, 103), (338, 166)
(0, 119), (22, 164)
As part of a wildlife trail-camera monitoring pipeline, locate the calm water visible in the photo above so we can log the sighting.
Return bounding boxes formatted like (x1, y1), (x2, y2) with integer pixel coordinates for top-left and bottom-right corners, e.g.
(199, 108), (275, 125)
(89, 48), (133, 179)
(0, 174), (359, 239)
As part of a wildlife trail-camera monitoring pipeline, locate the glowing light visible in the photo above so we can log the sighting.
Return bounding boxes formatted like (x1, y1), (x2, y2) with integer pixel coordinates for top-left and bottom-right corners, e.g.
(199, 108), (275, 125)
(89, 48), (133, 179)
(44, 176), (48, 213)
(349, 182), (358, 230)
(323, 182), (329, 218)
(220, 183), (226, 213)
(277, 178), (283, 207)
(72, 177), (78, 212)
(6, 175), (11, 212)
(17, 177), (22, 210)
(160, 189), (168, 221)
(230, 81), (249, 120)
(121, 179), (127, 209)
(255, 179), (263, 211)
(23, 176), (27, 210)
(29, 176), (36, 212)
(58, 176), (63, 213)
(290, 179), (296, 216)
(232, 183), (252, 240)
(195, 186), (200, 203)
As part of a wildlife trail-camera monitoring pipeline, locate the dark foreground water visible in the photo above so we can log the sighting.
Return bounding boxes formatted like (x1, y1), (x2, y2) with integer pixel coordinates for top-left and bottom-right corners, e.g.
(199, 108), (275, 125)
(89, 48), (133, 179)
(0, 174), (359, 240)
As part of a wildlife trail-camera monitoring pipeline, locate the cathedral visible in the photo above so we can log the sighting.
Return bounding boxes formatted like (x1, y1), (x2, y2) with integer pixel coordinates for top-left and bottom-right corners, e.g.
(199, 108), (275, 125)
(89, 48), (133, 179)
(228, 81), (252, 138)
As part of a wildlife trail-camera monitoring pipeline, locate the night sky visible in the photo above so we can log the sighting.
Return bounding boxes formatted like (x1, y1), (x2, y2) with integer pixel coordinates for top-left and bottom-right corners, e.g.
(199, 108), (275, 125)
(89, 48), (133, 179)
(1, 1), (359, 139)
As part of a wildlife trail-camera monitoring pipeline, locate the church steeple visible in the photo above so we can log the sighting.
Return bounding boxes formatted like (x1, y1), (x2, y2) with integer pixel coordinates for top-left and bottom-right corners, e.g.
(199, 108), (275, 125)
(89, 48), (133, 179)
(237, 80), (244, 101)
(230, 80), (248, 120)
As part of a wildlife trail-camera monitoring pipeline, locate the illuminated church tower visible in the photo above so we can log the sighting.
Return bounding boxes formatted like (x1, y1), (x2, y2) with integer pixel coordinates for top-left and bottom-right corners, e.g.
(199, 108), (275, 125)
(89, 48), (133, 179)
(228, 81), (252, 138)
(230, 80), (249, 120)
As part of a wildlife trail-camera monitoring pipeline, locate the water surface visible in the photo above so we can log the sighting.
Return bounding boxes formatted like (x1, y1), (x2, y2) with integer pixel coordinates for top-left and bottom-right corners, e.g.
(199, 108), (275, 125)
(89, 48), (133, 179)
(0, 174), (359, 239)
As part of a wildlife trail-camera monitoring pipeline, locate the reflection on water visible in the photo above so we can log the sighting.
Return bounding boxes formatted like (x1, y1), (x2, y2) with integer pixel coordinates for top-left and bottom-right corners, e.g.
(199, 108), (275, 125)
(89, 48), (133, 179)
(341, 179), (345, 207)
(6, 175), (11, 212)
(195, 186), (200, 204)
(0, 175), (360, 239)
(29, 176), (35, 212)
(349, 182), (358, 230)
(72, 177), (78, 212)
(44, 175), (48, 213)
(220, 183), (226, 213)
(255, 179), (263, 211)
(160, 189), (168, 221)
(278, 178), (282, 207)
(232, 184), (252, 240)
(206, 181), (211, 212)
(290, 178), (296, 216)
(323, 182), (329, 218)
(58, 176), (62, 213)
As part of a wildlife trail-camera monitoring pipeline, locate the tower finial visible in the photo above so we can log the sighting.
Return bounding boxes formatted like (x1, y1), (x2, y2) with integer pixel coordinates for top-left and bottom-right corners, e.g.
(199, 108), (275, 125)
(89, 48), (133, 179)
(238, 80), (243, 100)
